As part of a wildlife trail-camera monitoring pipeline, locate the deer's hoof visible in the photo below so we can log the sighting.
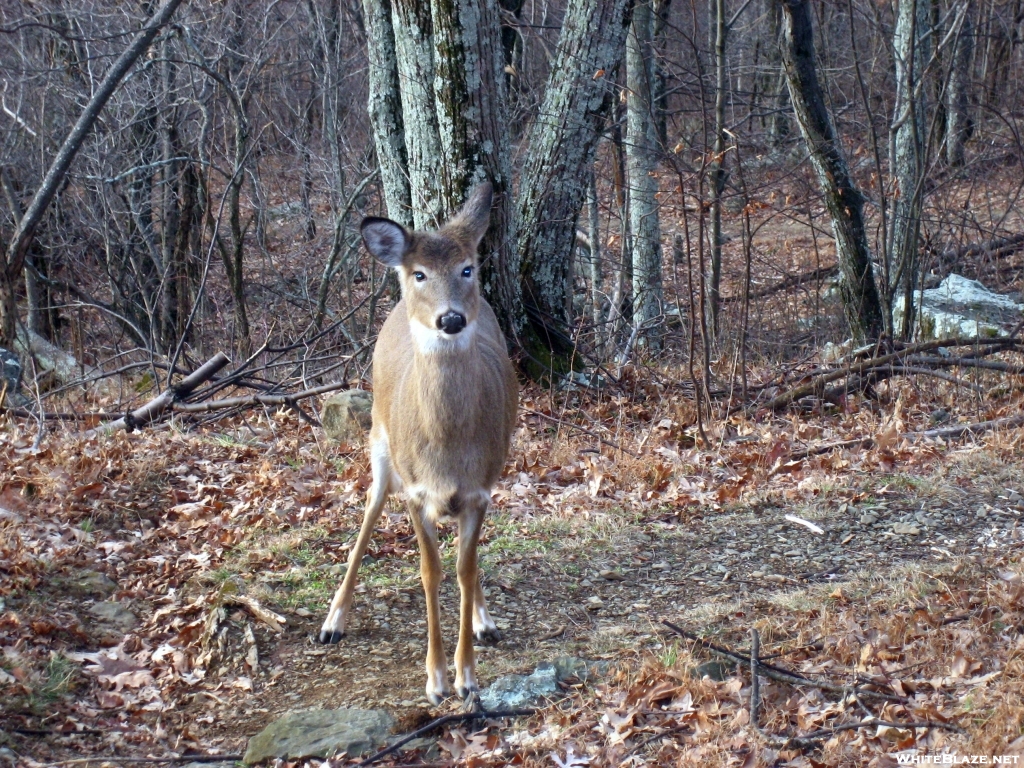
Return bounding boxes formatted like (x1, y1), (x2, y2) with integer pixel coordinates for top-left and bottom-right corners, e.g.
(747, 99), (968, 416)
(474, 626), (502, 645)
(318, 629), (344, 644)
(460, 690), (483, 713)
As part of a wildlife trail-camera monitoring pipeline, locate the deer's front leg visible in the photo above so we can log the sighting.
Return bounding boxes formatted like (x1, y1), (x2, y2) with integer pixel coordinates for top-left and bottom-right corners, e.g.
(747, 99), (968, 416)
(454, 500), (488, 698)
(410, 500), (449, 705)
(319, 436), (390, 644)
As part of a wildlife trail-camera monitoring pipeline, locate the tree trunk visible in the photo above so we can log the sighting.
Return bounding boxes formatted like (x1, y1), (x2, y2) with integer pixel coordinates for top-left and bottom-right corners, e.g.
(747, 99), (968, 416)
(361, 0), (413, 225)
(945, 4), (972, 166)
(889, 0), (932, 339)
(627, 0), (663, 349)
(391, 1), (445, 228)
(779, 0), (885, 342)
(766, 0), (792, 147)
(517, 0), (633, 349)
(708, 0), (727, 341)
(431, 0), (522, 338)
(587, 168), (603, 337)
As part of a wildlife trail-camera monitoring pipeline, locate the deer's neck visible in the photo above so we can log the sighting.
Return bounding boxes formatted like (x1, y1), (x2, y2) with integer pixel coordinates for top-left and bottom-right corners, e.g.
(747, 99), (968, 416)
(409, 339), (482, 432)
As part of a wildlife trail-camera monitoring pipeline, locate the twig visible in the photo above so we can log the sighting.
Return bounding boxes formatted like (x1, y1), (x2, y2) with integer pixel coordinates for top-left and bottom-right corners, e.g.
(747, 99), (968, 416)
(758, 337), (1019, 412)
(750, 629), (761, 730)
(907, 412), (1024, 441)
(171, 379), (349, 413)
(662, 621), (906, 702)
(50, 756), (242, 765)
(523, 408), (638, 457)
(794, 718), (966, 743)
(884, 365), (985, 394)
(355, 708), (535, 767)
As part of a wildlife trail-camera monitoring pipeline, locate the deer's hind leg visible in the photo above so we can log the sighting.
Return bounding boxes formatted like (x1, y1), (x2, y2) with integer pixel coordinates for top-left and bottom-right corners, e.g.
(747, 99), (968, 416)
(454, 495), (492, 699)
(319, 430), (392, 644)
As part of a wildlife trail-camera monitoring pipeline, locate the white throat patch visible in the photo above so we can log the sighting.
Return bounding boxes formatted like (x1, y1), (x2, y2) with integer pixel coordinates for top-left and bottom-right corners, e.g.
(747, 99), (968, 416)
(409, 318), (476, 355)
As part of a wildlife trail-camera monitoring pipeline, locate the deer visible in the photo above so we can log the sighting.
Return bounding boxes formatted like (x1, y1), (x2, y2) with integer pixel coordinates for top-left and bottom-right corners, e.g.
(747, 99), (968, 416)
(319, 183), (518, 705)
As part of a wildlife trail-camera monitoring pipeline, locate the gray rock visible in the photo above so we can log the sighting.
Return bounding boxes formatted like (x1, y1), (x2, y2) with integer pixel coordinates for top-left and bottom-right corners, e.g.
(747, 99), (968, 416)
(321, 390), (373, 442)
(480, 664), (558, 711)
(479, 657), (606, 711)
(692, 660), (733, 681)
(895, 274), (1024, 340)
(67, 571), (118, 598)
(88, 601), (138, 631)
(0, 348), (21, 397)
(243, 708), (394, 764)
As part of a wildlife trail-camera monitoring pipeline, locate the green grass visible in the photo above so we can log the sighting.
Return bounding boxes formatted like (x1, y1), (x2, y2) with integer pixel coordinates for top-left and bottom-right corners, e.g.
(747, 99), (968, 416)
(37, 653), (75, 702)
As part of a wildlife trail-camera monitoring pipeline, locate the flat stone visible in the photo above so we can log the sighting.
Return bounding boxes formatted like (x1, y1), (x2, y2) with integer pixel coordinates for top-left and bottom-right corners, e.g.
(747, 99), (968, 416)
(480, 665), (558, 711)
(480, 657), (606, 711)
(243, 708), (394, 764)
(88, 601), (138, 631)
(66, 571), (117, 598)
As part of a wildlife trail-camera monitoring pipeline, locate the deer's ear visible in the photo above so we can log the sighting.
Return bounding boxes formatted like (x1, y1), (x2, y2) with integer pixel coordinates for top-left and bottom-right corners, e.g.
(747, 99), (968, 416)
(446, 182), (493, 250)
(361, 217), (409, 267)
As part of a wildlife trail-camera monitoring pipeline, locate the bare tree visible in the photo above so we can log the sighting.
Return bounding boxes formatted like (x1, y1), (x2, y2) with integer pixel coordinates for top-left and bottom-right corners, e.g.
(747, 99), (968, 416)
(626, 0), (664, 348)
(779, 0), (885, 342)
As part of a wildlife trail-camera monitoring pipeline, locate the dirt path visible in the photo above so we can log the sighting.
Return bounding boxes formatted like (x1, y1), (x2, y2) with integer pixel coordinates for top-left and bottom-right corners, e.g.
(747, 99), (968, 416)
(2, 428), (1021, 764)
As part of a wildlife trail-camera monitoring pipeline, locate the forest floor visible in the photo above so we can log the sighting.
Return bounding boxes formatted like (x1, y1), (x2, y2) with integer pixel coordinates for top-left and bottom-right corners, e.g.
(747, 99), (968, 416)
(2, 369), (1024, 767)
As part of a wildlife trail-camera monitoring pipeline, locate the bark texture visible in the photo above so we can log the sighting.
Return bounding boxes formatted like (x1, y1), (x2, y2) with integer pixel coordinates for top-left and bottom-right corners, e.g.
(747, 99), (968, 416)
(890, 0), (932, 339)
(626, 0), (663, 345)
(779, 0), (885, 342)
(362, 0), (413, 226)
(391, 0), (445, 228)
(944, 4), (972, 167)
(517, 0), (633, 340)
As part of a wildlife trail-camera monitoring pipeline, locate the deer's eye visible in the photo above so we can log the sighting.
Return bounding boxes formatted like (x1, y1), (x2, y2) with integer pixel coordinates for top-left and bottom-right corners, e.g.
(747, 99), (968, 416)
(462, 266), (473, 278)
(413, 271), (426, 282)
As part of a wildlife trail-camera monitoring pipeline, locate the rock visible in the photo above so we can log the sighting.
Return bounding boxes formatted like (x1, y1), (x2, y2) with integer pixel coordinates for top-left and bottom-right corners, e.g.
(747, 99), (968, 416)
(692, 660), (732, 682)
(13, 328), (80, 389)
(480, 657), (605, 711)
(479, 665), (557, 711)
(88, 602), (138, 631)
(0, 348), (22, 399)
(895, 274), (1024, 340)
(267, 201), (306, 219)
(321, 390), (373, 442)
(66, 571), (118, 598)
(243, 709), (394, 764)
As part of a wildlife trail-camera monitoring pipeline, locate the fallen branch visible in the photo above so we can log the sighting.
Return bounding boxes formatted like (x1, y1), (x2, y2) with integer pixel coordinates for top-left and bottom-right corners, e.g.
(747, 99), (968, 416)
(884, 365), (985, 394)
(91, 353), (231, 433)
(171, 379), (349, 414)
(759, 337), (1019, 412)
(355, 708), (535, 768)
(786, 412), (1024, 460)
(907, 354), (1024, 375)
(906, 412), (1024, 441)
(722, 264), (838, 304)
(51, 756), (242, 765)
(662, 621), (906, 702)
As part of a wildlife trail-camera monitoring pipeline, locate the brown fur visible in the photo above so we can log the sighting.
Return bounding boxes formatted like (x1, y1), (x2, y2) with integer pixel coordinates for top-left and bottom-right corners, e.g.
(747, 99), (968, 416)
(319, 184), (518, 704)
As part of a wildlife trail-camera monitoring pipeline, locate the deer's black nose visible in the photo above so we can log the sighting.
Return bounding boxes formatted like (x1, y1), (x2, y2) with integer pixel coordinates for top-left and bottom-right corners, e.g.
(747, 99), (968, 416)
(438, 312), (466, 334)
